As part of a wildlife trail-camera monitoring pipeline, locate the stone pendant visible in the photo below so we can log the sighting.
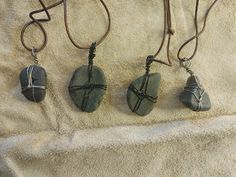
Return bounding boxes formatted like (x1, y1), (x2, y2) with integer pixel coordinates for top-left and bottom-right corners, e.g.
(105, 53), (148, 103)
(68, 65), (107, 112)
(127, 73), (161, 116)
(179, 75), (211, 111)
(20, 65), (47, 102)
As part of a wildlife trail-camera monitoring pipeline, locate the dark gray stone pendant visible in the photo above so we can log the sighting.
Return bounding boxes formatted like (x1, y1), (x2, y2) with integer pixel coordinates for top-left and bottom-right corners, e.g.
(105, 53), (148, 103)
(127, 73), (161, 116)
(68, 65), (107, 112)
(20, 64), (47, 102)
(179, 75), (211, 111)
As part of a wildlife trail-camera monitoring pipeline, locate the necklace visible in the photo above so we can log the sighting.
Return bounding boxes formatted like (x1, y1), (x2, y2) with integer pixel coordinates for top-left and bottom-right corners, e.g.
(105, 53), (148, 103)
(177, 0), (219, 112)
(62, 0), (111, 112)
(127, 0), (174, 116)
(20, 0), (63, 102)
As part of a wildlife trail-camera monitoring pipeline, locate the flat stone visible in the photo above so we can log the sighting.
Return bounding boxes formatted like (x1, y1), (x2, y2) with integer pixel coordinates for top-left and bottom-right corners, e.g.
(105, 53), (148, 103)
(179, 75), (211, 111)
(20, 65), (47, 102)
(127, 73), (161, 116)
(68, 65), (106, 112)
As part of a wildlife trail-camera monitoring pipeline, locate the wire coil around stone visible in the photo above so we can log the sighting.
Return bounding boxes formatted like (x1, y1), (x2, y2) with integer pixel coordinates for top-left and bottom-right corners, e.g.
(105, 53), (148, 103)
(20, 64), (47, 102)
(127, 55), (161, 116)
(68, 43), (107, 112)
(183, 82), (205, 112)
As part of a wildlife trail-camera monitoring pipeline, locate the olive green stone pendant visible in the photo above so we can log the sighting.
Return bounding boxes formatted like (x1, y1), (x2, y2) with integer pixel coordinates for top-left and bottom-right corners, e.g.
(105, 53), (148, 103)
(127, 56), (161, 116)
(68, 43), (107, 112)
(179, 61), (211, 111)
(127, 73), (161, 116)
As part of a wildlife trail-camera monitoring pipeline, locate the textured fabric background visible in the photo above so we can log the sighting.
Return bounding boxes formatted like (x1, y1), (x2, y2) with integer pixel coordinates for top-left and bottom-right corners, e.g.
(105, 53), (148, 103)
(0, 115), (236, 177)
(0, 0), (235, 177)
(0, 0), (235, 135)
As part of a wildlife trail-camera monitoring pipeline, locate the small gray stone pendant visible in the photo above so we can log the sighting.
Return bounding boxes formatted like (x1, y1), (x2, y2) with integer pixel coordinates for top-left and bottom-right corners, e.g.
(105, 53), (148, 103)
(179, 61), (211, 111)
(20, 64), (47, 102)
(68, 43), (107, 112)
(179, 75), (211, 111)
(127, 56), (161, 116)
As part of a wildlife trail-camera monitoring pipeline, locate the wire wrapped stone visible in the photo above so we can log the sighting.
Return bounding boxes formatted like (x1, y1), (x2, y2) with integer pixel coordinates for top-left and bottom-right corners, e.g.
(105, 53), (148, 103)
(68, 65), (107, 112)
(179, 75), (211, 111)
(20, 65), (47, 102)
(127, 73), (161, 116)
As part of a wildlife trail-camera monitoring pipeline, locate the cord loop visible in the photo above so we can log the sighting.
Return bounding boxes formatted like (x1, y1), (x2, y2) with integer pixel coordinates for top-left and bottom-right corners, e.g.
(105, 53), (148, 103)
(177, 0), (219, 62)
(63, 0), (111, 50)
(21, 0), (63, 53)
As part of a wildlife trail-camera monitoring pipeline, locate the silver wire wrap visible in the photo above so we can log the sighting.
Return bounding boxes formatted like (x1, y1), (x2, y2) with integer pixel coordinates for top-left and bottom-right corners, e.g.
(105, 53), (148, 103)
(180, 59), (194, 76)
(31, 48), (39, 64)
(21, 65), (46, 102)
(183, 75), (206, 112)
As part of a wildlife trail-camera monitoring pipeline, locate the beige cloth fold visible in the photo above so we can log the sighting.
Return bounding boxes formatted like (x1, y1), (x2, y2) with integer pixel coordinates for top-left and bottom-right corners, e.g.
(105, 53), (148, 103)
(0, 115), (236, 177)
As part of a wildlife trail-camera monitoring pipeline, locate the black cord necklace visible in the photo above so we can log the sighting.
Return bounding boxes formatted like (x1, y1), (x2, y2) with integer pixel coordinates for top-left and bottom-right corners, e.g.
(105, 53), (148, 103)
(127, 0), (174, 116)
(177, 0), (219, 112)
(62, 0), (111, 112)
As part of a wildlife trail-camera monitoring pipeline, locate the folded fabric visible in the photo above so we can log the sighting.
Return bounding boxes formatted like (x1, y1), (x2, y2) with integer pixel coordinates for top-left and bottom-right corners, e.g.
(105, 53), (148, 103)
(0, 115), (235, 177)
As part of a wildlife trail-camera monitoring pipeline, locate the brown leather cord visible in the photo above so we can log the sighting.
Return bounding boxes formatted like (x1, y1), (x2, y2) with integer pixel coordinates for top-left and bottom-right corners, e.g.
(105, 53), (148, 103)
(177, 0), (219, 62)
(21, 0), (63, 53)
(152, 0), (174, 67)
(63, 0), (111, 50)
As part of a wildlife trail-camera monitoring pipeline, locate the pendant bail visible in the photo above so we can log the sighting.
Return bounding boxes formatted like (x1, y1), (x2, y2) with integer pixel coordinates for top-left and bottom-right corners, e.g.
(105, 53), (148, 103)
(88, 42), (97, 80)
(180, 59), (194, 75)
(145, 55), (155, 75)
(88, 42), (96, 65)
(31, 47), (39, 65)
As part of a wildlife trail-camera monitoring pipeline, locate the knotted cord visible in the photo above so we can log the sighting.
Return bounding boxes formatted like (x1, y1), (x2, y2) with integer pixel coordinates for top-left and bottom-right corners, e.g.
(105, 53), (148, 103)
(152, 0), (174, 67)
(68, 43), (107, 112)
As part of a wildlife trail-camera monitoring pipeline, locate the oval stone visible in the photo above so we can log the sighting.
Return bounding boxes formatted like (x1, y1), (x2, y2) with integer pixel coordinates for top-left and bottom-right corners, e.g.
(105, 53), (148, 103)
(179, 75), (211, 111)
(68, 65), (107, 112)
(20, 65), (47, 102)
(127, 73), (161, 116)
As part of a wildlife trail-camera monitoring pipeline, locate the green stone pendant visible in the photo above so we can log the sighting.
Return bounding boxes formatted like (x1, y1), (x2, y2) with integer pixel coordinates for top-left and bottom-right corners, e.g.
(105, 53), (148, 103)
(68, 43), (107, 112)
(68, 65), (106, 112)
(127, 73), (161, 116)
(179, 75), (211, 112)
(179, 61), (211, 112)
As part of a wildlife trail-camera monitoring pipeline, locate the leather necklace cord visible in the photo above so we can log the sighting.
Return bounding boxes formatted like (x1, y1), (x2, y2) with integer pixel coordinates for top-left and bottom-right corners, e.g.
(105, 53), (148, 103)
(151, 0), (174, 67)
(63, 0), (111, 50)
(20, 0), (63, 54)
(177, 0), (219, 62)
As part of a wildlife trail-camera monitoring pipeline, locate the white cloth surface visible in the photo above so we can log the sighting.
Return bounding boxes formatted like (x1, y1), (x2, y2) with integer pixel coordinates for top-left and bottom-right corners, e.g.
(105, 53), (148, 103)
(0, 115), (236, 177)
